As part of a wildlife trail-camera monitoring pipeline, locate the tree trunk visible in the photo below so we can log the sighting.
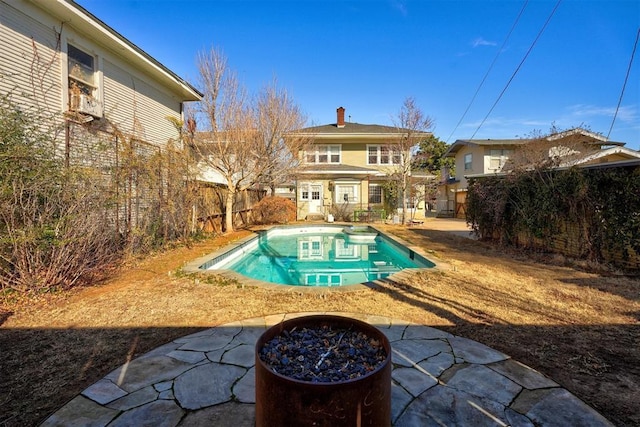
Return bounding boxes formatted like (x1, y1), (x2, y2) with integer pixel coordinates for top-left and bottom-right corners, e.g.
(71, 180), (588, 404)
(401, 173), (407, 225)
(224, 189), (235, 233)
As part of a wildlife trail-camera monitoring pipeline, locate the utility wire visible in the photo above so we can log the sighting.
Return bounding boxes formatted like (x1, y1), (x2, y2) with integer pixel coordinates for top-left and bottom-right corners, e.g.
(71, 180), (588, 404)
(470, 0), (562, 140)
(607, 27), (639, 140)
(446, 0), (529, 143)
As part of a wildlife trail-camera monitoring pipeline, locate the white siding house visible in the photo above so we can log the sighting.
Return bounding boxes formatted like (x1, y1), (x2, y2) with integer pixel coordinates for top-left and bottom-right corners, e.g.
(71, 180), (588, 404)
(1, 0), (202, 232)
(0, 0), (201, 149)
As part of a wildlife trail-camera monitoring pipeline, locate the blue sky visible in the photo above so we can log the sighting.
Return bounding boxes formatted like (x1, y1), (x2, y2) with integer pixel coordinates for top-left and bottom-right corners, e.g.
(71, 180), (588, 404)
(77, 0), (640, 149)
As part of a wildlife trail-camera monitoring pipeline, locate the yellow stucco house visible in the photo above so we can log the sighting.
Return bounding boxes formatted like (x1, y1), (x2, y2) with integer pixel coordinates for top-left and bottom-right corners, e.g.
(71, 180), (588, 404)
(288, 107), (432, 222)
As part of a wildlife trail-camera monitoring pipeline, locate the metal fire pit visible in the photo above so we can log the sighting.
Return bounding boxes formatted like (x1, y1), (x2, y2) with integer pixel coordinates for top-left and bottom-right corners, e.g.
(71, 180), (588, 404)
(255, 315), (392, 427)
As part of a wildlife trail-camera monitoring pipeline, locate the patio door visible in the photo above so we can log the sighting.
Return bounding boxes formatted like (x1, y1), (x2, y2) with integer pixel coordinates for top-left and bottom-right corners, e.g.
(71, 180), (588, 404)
(300, 182), (323, 214)
(308, 184), (322, 214)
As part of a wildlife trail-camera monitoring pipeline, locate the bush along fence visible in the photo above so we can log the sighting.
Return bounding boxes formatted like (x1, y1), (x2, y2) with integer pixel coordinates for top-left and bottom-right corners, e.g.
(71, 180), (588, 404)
(466, 162), (640, 272)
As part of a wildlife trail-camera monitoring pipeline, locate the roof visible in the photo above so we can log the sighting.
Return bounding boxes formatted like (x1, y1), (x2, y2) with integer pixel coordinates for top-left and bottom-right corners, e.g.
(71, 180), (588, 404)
(444, 128), (625, 157)
(445, 139), (530, 157)
(37, 0), (202, 101)
(465, 157), (640, 180)
(562, 146), (640, 167)
(289, 122), (432, 140)
(297, 164), (384, 176)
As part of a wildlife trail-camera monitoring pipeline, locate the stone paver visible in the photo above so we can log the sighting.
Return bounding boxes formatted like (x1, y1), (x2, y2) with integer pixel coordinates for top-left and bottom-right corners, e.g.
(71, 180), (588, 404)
(41, 312), (613, 427)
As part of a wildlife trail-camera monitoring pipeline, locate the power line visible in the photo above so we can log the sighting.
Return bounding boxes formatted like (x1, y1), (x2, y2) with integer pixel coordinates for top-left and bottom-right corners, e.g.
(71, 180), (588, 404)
(470, 0), (562, 140)
(446, 0), (529, 143)
(607, 27), (639, 140)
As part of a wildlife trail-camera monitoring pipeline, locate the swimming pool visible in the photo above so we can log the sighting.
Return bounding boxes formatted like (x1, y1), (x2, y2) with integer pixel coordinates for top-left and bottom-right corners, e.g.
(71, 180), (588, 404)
(196, 225), (435, 287)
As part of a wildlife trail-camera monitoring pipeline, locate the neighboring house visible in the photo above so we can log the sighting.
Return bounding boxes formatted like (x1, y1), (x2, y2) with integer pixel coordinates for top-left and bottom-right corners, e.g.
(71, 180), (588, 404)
(288, 107), (432, 221)
(438, 128), (640, 218)
(1, 0), (202, 229)
(1, 0), (201, 155)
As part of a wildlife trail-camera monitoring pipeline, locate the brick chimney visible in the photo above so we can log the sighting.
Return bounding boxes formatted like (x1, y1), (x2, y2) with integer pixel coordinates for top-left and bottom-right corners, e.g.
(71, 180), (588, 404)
(336, 106), (345, 128)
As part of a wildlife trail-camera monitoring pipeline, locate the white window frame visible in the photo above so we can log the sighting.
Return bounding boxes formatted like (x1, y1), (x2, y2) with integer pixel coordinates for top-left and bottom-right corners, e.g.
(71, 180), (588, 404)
(367, 144), (402, 165)
(299, 183), (321, 202)
(66, 42), (103, 116)
(334, 183), (358, 203)
(488, 149), (512, 170)
(368, 184), (382, 204)
(305, 145), (341, 164)
(464, 153), (473, 171)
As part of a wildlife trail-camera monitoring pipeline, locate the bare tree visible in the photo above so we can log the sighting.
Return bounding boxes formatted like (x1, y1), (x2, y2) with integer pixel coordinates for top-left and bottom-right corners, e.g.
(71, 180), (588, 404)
(190, 48), (307, 232)
(389, 97), (434, 224)
(507, 125), (604, 172)
(255, 78), (308, 195)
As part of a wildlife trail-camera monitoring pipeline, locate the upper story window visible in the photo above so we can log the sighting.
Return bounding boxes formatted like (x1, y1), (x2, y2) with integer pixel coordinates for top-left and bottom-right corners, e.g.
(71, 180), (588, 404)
(68, 44), (102, 117)
(68, 44), (96, 97)
(489, 149), (512, 170)
(306, 145), (340, 164)
(464, 153), (473, 171)
(368, 145), (402, 165)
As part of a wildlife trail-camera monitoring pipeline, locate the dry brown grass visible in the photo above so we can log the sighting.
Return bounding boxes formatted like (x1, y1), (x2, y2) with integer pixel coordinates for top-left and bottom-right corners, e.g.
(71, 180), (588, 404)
(1, 224), (638, 426)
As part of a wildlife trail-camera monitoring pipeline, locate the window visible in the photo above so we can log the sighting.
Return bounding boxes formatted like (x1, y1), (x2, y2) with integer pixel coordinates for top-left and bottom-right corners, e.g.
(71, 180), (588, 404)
(464, 153), (473, 171)
(300, 183), (321, 201)
(335, 184), (358, 203)
(311, 188), (320, 201)
(306, 145), (340, 164)
(68, 44), (96, 96)
(489, 149), (512, 170)
(367, 145), (402, 165)
(369, 184), (382, 204)
(67, 44), (102, 117)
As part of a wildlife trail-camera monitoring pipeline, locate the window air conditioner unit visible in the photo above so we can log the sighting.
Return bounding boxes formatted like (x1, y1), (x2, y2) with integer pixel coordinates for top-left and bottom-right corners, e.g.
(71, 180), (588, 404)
(69, 93), (103, 118)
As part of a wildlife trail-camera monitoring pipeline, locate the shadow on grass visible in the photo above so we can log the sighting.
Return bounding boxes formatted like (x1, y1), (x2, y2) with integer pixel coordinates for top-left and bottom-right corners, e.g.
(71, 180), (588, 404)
(1, 226), (638, 426)
(558, 277), (640, 301)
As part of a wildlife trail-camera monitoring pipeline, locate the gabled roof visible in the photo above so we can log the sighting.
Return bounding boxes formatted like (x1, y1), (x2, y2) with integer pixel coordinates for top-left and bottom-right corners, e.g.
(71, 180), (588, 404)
(444, 138), (530, 157)
(466, 159), (640, 181)
(290, 122), (432, 140)
(444, 128), (624, 158)
(561, 146), (640, 167)
(465, 149), (640, 180)
(37, 0), (202, 101)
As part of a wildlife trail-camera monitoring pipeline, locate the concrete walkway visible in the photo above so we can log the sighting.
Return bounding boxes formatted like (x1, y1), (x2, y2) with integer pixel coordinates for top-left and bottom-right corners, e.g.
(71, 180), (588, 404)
(42, 312), (613, 426)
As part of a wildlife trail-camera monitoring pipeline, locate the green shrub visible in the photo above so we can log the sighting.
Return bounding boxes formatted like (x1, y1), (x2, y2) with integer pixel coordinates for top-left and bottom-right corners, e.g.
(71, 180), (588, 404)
(251, 196), (296, 224)
(466, 165), (640, 270)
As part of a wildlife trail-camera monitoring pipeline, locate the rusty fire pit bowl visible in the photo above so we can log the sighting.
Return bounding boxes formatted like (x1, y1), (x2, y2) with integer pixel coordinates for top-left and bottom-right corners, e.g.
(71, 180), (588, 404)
(255, 315), (392, 427)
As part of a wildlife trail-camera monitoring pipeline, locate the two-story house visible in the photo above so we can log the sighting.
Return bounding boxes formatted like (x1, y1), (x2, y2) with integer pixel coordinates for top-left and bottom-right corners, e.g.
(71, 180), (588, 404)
(289, 107), (431, 221)
(438, 128), (640, 218)
(1, 0), (202, 230)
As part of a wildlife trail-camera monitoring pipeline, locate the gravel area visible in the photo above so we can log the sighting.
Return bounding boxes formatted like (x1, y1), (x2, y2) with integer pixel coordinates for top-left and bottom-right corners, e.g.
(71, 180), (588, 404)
(258, 324), (387, 382)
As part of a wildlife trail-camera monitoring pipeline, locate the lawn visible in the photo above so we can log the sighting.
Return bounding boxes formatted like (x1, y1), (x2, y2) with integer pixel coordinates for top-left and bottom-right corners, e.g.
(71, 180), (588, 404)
(0, 223), (638, 426)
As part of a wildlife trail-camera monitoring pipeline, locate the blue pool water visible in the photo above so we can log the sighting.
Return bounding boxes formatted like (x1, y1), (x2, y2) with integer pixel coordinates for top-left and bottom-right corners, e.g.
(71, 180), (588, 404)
(204, 225), (434, 287)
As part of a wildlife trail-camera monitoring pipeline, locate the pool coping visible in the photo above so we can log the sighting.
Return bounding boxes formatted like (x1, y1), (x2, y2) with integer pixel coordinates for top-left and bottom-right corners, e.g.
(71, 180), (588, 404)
(181, 223), (449, 293)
